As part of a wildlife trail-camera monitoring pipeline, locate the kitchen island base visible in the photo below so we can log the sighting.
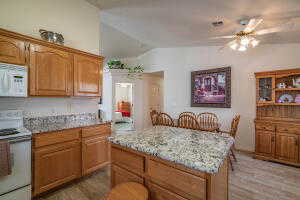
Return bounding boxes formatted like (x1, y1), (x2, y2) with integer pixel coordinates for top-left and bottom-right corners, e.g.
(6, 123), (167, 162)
(111, 144), (228, 200)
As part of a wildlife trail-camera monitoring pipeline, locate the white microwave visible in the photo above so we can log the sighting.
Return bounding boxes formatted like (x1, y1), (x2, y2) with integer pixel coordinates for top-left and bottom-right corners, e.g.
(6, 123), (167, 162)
(0, 63), (28, 97)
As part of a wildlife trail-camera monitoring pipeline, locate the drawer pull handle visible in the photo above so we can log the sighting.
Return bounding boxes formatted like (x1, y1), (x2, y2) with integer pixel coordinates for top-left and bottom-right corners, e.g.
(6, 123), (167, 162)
(271, 136), (275, 142)
(295, 140), (298, 146)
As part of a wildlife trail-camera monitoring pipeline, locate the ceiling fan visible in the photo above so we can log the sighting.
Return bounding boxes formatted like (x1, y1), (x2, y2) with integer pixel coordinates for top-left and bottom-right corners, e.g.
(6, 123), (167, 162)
(213, 18), (294, 51)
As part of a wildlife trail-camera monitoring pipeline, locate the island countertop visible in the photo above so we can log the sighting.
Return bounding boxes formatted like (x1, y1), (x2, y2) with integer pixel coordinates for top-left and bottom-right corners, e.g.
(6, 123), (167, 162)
(108, 125), (234, 174)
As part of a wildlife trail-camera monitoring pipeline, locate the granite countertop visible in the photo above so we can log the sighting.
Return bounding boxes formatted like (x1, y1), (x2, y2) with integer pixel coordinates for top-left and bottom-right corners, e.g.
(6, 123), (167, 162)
(24, 113), (110, 134)
(108, 126), (234, 174)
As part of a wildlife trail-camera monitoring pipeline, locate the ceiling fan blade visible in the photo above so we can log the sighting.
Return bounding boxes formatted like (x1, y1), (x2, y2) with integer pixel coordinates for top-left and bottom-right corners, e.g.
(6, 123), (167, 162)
(219, 39), (237, 51)
(255, 23), (294, 35)
(244, 18), (263, 32)
(211, 35), (236, 39)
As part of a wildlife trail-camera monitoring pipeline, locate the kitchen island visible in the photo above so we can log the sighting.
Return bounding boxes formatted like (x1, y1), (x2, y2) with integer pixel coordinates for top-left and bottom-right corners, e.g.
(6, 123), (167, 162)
(108, 126), (234, 200)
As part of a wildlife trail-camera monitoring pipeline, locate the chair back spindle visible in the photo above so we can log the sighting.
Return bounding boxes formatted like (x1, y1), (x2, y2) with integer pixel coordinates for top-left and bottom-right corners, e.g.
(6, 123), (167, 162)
(197, 112), (219, 131)
(156, 113), (174, 127)
(150, 110), (159, 126)
(178, 114), (200, 130)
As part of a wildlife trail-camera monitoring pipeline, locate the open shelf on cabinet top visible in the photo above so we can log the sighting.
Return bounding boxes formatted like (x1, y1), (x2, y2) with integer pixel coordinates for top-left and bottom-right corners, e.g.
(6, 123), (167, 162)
(257, 102), (300, 106)
(275, 88), (300, 91)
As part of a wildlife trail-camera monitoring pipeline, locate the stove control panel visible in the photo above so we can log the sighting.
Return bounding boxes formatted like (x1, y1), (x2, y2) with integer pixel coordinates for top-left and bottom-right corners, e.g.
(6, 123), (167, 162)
(0, 110), (23, 120)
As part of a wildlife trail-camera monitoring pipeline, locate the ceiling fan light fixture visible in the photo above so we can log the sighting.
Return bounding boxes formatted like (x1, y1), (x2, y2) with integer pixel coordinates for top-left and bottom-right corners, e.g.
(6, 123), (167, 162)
(251, 39), (260, 47)
(240, 37), (250, 46)
(230, 42), (238, 50)
(238, 45), (247, 52)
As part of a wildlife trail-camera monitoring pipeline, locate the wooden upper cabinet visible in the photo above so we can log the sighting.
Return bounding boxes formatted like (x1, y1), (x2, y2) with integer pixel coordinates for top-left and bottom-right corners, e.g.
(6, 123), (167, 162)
(0, 35), (26, 65)
(73, 54), (103, 97)
(275, 133), (299, 163)
(29, 44), (72, 96)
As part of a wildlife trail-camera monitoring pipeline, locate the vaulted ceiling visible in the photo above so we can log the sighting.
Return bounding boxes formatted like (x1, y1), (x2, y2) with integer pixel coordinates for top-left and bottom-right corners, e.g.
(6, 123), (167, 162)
(88, 0), (300, 55)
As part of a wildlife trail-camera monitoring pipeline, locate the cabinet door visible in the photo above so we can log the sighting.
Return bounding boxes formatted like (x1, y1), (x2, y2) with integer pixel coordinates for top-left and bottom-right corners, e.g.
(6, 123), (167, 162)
(255, 131), (275, 157)
(111, 165), (143, 187)
(82, 135), (110, 175)
(0, 35), (26, 65)
(29, 44), (72, 96)
(73, 54), (102, 97)
(33, 140), (81, 195)
(148, 182), (188, 200)
(256, 75), (275, 104)
(275, 133), (299, 163)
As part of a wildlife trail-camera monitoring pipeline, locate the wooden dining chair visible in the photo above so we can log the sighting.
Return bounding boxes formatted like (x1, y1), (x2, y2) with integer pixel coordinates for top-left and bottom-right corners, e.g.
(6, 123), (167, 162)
(179, 111), (197, 119)
(177, 114), (200, 130)
(156, 112), (174, 127)
(150, 110), (159, 126)
(197, 112), (219, 132)
(221, 115), (241, 171)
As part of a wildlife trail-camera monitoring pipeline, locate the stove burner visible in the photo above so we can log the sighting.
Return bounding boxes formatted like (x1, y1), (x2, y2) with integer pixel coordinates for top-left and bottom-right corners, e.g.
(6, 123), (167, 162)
(0, 128), (20, 136)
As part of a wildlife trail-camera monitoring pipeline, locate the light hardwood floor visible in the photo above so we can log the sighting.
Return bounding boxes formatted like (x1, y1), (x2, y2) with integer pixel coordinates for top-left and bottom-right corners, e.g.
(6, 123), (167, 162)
(37, 153), (300, 200)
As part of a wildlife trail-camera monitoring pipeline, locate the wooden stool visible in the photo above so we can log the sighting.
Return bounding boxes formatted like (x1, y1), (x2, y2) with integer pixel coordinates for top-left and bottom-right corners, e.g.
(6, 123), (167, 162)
(106, 182), (149, 200)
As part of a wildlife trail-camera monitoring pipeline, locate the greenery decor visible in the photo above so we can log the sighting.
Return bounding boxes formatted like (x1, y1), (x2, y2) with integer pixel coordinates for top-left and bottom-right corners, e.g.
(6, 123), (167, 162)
(107, 60), (144, 79)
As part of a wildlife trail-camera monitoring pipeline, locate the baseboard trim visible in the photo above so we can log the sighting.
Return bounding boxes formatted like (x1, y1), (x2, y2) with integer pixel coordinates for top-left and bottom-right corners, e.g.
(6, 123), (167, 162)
(235, 148), (254, 156)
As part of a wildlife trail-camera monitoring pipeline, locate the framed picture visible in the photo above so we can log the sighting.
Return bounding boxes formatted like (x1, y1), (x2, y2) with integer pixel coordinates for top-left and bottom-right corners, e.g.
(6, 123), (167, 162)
(191, 67), (231, 108)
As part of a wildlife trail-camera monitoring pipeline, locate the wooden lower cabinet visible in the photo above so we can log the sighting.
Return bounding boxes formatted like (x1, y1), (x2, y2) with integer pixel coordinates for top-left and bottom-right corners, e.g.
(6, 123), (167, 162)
(111, 145), (228, 200)
(33, 123), (111, 196)
(255, 131), (275, 157)
(254, 120), (300, 166)
(275, 132), (299, 163)
(82, 135), (110, 175)
(33, 140), (81, 195)
(111, 165), (144, 186)
(148, 182), (188, 200)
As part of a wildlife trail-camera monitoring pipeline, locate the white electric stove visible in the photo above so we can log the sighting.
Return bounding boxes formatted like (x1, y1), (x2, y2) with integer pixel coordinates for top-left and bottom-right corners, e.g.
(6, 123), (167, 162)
(0, 110), (32, 200)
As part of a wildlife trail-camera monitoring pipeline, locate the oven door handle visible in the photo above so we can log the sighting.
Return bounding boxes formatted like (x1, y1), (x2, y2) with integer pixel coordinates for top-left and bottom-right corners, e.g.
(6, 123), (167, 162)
(10, 152), (14, 167)
(8, 136), (31, 144)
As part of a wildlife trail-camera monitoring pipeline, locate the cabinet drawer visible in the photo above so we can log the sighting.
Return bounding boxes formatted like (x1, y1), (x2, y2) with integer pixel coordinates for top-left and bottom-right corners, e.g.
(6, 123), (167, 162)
(33, 129), (80, 148)
(255, 123), (275, 132)
(148, 160), (206, 200)
(148, 182), (188, 200)
(277, 126), (300, 134)
(111, 165), (143, 187)
(111, 147), (144, 174)
(82, 124), (111, 138)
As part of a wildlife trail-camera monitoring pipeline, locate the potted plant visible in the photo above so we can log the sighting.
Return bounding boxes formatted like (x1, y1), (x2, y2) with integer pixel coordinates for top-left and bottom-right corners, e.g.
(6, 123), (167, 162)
(106, 60), (144, 79)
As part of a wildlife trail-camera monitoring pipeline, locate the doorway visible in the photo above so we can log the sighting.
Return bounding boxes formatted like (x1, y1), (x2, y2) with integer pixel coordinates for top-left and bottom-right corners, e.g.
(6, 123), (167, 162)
(145, 71), (164, 128)
(113, 83), (134, 131)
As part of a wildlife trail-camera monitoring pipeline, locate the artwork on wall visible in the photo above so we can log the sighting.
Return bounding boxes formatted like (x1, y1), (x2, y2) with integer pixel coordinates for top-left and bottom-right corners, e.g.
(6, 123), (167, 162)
(191, 67), (231, 108)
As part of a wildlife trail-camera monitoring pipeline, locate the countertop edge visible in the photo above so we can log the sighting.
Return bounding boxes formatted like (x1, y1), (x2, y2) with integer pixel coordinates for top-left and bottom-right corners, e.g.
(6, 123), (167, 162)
(30, 121), (112, 134)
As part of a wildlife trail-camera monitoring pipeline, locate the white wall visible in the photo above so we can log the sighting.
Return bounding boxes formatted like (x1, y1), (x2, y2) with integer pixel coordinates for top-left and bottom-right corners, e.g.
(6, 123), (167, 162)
(136, 44), (300, 151)
(0, 0), (101, 117)
(0, 0), (100, 55)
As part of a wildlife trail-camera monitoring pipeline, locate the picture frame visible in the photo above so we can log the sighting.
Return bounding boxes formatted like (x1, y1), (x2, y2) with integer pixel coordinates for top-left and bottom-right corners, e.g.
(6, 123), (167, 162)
(191, 67), (231, 108)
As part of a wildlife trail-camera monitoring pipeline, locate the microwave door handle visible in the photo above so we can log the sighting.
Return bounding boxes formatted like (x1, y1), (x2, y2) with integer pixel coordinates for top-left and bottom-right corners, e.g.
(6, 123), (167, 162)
(3, 71), (11, 93)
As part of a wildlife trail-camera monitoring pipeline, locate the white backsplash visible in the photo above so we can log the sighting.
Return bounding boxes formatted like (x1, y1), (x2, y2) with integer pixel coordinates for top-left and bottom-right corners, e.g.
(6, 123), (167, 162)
(0, 97), (99, 118)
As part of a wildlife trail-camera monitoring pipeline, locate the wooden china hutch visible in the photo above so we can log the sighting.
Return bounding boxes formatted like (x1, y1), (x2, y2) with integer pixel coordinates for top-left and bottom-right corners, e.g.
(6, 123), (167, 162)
(254, 68), (300, 166)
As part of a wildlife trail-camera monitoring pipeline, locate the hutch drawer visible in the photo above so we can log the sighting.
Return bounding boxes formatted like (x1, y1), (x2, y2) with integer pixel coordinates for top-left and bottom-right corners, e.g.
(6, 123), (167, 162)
(255, 123), (276, 132)
(276, 125), (300, 134)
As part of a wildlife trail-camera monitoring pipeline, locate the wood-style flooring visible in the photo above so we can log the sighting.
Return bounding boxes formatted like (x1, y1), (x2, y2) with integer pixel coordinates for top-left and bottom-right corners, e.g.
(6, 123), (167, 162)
(37, 153), (300, 200)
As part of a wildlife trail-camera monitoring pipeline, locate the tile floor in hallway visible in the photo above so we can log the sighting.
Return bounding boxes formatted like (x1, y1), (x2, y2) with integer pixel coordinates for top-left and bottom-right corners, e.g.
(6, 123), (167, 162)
(37, 153), (300, 200)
